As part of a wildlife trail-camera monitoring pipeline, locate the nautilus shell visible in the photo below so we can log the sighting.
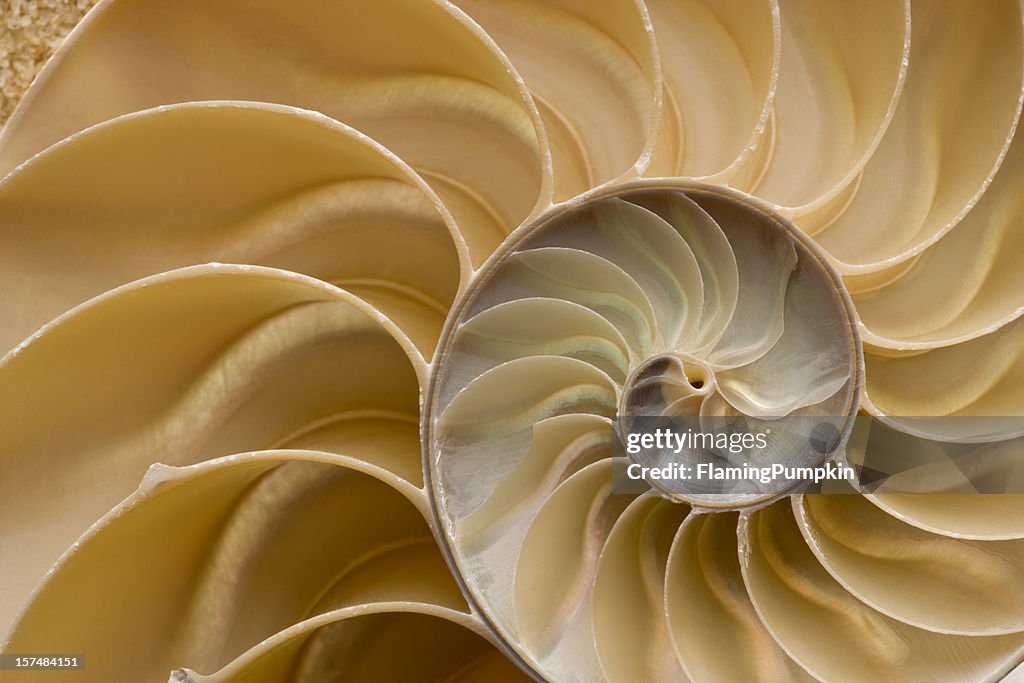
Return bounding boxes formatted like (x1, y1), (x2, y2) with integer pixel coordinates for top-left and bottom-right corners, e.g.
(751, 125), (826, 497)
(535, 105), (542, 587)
(3, 1), (1024, 681)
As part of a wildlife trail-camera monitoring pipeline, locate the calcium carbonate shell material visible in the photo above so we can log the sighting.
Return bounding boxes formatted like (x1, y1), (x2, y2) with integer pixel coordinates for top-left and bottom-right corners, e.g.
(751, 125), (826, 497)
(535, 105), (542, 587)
(2, 1), (1024, 682)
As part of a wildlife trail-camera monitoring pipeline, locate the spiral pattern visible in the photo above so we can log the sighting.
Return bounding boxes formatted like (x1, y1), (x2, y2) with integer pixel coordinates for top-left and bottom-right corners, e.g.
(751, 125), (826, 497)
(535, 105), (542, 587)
(3, 1), (1024, 681)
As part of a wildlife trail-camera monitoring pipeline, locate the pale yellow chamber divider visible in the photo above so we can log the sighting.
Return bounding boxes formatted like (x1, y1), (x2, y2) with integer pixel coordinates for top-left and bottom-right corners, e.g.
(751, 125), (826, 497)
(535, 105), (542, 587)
(0, 102), (467, 358)
(434, 355), (618, 524)
(513, 459), (633, 682)
(1, 451), (466, 683)
(853, 125), (1024, 348)
(741, 501), (1024, 682)
(528, 199), (704, 351)
(0, 266), (429, 638)
(691, 196), (795, 369)
(644, 0), (779, 182)
(627, 192), (739, 354)
(746, 0), (908, 211)
(457, 413), (614, 555)
(437, 356), (620, 434)
(714, 255), (852, 417)
(445, 413), (616, 649)
(858, 328), (1024, 540)
(0, 0), (551, 265)
(466, 246), (660, 356)
(864, 317), (1024, 418)
(178, 606), (529, 683)
(664, 512), (814, 682)
(864, 494), (1024, 542)
(811, 0), (1024, 273)
(455, 0), (659, 201)
(797, 494), (1024, 635)
(592, 496), (690, 682)
(441, 298), (632, 407)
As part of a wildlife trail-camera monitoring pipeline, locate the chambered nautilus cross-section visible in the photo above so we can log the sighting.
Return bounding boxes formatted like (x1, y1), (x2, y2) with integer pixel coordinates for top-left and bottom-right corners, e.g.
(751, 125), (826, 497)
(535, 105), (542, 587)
(427, 181), (865, 678)
(428, 180), (862, 512)
(4, 0), (1024, 682)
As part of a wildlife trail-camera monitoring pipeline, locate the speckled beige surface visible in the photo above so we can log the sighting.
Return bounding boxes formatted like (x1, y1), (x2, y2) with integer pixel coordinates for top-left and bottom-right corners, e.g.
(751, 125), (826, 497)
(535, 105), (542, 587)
(1, 0), (96, 126)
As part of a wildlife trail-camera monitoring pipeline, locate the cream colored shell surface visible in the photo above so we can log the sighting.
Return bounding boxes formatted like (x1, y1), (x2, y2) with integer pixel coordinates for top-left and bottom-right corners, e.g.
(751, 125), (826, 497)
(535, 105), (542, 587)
(1, 1), (1024, 682)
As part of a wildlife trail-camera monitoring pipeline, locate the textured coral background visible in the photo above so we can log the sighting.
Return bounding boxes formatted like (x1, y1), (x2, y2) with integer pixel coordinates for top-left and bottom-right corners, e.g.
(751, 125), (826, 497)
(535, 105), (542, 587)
(1, 0), (96, 125)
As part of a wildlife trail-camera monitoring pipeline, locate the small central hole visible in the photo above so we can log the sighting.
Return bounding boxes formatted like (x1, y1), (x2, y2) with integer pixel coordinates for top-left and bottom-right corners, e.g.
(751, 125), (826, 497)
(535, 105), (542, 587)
(682, 361), (708, 391)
